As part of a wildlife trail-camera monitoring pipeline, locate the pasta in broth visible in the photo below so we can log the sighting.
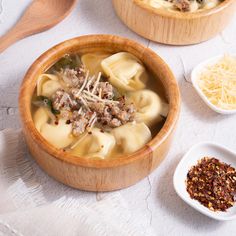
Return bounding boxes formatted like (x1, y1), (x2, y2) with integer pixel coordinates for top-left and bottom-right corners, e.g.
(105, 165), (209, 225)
(31, 52), (168, 159)
(141, 0), (223, 12)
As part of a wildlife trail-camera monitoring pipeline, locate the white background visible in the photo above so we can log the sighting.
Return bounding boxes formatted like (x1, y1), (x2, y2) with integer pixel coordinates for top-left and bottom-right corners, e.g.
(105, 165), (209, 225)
(0, 0), (236, 235)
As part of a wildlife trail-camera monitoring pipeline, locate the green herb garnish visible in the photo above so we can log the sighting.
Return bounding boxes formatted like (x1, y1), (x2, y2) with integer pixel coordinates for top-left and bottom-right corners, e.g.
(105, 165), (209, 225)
(47, 54), (81, 73)
(32, 96), (60, 115)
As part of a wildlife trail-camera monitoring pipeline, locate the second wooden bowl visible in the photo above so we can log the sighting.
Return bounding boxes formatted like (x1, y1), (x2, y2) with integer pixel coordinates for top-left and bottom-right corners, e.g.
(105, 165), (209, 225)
(113, 0), (236, 45)
(19, 35), (180, 191)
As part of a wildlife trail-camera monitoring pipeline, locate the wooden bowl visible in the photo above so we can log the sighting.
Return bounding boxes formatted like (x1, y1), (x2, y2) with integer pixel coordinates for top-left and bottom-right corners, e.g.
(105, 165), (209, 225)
(112, 0), (236, 45)
(19, 35), (180, 191)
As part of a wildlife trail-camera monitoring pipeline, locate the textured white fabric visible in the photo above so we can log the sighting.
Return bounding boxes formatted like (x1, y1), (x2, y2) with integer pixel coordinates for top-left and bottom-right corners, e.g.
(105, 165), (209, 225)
(0, 129), (155, 236)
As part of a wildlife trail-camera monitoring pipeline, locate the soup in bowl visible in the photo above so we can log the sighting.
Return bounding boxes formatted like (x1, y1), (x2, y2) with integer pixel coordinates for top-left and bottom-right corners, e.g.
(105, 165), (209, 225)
(19, 35), (180, 191)
(113, 0), (236, 45)
(140, 0), (223, 12)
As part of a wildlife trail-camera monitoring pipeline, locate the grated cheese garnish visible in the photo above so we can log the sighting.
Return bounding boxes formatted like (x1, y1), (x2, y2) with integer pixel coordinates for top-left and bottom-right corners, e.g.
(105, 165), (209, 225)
(92, 72), (102, 94)
(74, 70), (89, 97)
(197, 55), (236, 110)
(83, 90), (119, 104)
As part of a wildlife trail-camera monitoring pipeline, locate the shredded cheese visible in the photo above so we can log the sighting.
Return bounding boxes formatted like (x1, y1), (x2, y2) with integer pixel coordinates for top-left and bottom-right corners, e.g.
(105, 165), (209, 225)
(92, 72), (102, 94)
(74, 70), (89, 97)
(197, 55), (236, 110)
(83, 90), (119, 104)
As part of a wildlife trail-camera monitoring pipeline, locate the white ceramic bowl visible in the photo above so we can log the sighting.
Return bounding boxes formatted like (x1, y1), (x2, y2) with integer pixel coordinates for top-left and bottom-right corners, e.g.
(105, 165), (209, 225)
(191, 54), (236, 115)
(173, 142), (236, 221)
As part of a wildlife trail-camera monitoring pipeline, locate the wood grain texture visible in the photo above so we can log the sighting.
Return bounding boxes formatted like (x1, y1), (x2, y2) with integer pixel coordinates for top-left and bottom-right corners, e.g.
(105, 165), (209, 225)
(112, 0), (236, 45)
(19, 35), (180, 191)
(0, 0), (77, 53)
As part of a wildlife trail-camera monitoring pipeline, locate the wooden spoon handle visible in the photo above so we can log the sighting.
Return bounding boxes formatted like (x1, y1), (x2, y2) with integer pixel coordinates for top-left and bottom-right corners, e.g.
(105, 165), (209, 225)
(0, 27), (25, 53)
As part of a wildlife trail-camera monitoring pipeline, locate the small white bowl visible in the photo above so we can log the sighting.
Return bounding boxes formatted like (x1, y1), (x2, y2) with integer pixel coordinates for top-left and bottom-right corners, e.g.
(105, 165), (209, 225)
(191, 54), (236, 115)
(173, 142), (236, 221)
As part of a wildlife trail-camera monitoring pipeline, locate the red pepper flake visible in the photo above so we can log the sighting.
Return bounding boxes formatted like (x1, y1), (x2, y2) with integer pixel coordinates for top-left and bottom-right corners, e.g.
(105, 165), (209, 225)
(55, 121), (59, 125)
(102, 121), (108, 125)
(66, 120), (71, 124)
(186, 157), (236, 212)
(88, 131), (92, 135)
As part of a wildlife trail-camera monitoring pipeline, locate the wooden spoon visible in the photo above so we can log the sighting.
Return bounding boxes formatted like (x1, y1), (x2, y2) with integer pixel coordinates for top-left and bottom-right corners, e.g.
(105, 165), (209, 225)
(0, 0), (77, 53)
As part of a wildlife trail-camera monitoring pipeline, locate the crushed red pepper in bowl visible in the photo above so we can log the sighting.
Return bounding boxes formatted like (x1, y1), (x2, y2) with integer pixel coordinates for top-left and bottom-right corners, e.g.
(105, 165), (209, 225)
(186, 157), (236, 212)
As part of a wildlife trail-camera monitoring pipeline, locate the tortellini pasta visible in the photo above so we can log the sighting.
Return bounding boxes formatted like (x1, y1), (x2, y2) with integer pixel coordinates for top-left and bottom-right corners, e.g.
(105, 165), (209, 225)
(33, 107), (74, 148)
(33, 107), (49, 132)
(37, 74), (62, 97)
(81, 52), (111, 76)
(189, 1), (199, 11)
(127, 89), (168, 126)
(101, 52), (148, 92)
(144, 0), (173, 9)
(111, 122), (151, 154)
(40, 119), (74, 149)
(203, 0), (220, 9)
(71, 128), (116, 159)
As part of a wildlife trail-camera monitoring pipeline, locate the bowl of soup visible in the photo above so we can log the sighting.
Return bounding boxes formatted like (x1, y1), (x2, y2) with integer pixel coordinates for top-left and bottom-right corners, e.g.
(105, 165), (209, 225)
(19, 35), (180, 191)
(113, 0), (236, 45)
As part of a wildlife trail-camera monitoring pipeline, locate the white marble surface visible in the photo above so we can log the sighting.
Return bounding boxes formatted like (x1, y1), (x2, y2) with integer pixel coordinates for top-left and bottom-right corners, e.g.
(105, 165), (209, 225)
(0, 0), (236, 235)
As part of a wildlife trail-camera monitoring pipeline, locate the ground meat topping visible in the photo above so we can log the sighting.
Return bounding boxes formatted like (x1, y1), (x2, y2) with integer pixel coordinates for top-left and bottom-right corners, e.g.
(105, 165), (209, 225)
(51, 67), (136, 136)
(96, 82), (114, 99)
(52, 89), (79, 111)
(186, 157), (236, 212)
(72, 115), (89, 136)
(60, 66), (86, 88)
(172, 0), (191, 11)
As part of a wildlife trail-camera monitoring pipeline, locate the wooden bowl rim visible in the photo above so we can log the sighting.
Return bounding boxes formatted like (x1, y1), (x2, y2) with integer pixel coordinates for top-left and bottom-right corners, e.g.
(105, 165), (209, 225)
(19, 34), (180, 169)
(134, 0), (234, 19)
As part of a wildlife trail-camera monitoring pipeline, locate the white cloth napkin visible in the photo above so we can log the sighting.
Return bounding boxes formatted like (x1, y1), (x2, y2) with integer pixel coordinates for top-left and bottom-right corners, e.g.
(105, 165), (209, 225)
(0, 129), (155, 236)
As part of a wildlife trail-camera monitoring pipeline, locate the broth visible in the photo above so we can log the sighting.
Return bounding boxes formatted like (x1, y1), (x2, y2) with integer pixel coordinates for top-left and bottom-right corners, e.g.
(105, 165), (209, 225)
(31, 52), (168, 159)
(141, 0), (223, 12)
